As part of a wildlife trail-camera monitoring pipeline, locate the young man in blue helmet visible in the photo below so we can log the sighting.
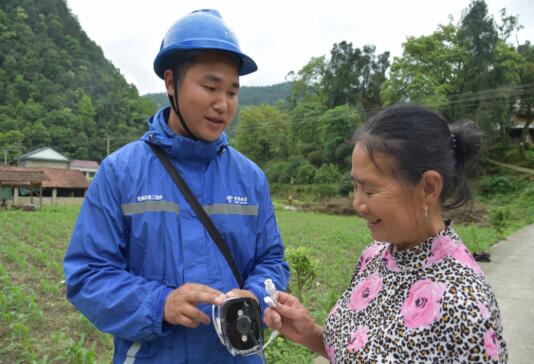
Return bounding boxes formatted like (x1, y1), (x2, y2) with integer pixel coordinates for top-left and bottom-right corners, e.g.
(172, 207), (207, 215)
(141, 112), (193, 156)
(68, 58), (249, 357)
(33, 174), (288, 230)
(64, 9), (289, 363)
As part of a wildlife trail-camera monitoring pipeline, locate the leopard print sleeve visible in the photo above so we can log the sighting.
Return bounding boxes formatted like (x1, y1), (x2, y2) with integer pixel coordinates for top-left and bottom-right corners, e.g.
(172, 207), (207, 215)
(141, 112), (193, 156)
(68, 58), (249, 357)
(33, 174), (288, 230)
(443, 277), (508, 363)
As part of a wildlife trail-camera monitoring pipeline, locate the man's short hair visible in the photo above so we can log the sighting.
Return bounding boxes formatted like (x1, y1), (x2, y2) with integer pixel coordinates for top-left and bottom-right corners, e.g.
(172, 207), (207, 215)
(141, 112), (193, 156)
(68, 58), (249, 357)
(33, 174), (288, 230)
(165, 50), (204, 87)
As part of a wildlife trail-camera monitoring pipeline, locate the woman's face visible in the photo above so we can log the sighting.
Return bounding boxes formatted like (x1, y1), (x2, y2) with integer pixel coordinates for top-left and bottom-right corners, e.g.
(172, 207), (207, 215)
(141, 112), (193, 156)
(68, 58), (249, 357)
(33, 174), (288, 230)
(351, 144), (426, 249)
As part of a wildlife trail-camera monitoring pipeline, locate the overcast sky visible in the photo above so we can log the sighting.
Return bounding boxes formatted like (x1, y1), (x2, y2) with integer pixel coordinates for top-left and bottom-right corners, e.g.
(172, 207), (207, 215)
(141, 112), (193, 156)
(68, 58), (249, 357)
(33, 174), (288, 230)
(65, 0), (534, 96)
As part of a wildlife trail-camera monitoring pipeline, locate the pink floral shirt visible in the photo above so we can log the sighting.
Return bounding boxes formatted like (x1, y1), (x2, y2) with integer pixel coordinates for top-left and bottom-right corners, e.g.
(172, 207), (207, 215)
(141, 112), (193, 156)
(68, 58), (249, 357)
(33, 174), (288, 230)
(323, 223), (507, 363)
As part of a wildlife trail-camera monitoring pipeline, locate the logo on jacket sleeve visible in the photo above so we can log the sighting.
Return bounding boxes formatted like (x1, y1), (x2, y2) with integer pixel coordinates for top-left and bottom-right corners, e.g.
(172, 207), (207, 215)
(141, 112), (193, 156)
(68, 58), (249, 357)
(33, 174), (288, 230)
(137, 194), (163, 202)
(226, 195), (248, 205)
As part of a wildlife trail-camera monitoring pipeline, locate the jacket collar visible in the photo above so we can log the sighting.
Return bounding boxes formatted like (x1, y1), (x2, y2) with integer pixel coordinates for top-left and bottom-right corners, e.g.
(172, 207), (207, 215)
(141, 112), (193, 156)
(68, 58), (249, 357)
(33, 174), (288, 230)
(141, 107), (228, 162)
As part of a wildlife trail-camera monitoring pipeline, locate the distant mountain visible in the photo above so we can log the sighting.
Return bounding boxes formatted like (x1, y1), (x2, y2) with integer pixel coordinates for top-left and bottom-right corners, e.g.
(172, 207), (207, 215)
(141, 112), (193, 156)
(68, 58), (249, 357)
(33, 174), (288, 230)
(143, 93), (169, 110)
(0, 0), (157, 161)
(238, 82), (292, 107)
(144, 82), (293, 110)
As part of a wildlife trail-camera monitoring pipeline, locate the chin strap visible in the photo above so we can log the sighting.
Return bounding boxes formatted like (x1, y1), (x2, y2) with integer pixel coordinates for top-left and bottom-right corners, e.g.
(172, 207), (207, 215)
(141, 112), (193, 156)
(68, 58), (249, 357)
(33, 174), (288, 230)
(168, 70), (199, 141)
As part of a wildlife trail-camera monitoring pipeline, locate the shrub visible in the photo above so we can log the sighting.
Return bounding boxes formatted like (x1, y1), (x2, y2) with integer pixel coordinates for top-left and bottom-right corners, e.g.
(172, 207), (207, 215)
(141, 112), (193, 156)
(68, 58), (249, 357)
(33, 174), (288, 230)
(503, 148), (524, 163)
(314, 164), (342, 184)
(265, 157), (314, 184)
(265, 160), (295, 184)
(478, 176), (515, 196)
(295, 163), (316, 184)
(306, 150), (324, 167)
(488, 207), (512, 234)
(285, 246), (317, 302)
(516, 149), (534, 169)
(337, 172), (354, 196)
(310, 183), (339, 199)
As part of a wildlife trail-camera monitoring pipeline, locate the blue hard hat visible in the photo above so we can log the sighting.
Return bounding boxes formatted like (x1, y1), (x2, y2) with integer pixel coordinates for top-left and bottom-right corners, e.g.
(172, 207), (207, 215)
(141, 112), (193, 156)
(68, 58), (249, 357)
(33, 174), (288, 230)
(153, 9), (257, 79)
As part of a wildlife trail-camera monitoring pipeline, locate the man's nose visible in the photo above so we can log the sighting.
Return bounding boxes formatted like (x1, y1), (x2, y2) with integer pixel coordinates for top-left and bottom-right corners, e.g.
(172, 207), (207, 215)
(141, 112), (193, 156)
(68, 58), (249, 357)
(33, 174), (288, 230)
(212, 93), (229, 114)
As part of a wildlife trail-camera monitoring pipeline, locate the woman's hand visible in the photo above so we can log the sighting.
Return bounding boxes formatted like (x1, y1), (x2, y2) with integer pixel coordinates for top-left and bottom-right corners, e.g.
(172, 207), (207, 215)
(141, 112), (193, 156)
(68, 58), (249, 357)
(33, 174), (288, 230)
(263, 292), (325, 355)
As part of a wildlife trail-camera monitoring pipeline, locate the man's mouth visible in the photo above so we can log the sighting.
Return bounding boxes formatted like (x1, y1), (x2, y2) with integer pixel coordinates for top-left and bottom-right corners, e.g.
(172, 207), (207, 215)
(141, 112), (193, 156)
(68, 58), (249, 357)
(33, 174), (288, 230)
(367, 219), (381, 227)
(206, 117), (224, 125)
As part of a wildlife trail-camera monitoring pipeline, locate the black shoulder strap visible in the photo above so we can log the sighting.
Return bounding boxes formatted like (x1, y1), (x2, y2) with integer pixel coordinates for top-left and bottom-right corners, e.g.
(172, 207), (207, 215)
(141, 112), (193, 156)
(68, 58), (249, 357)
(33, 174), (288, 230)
(148, 143), (244, 288)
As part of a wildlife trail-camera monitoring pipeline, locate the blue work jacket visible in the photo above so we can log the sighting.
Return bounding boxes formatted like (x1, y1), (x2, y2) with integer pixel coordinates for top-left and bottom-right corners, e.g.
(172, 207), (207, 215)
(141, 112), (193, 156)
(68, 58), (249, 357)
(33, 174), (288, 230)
(64, 107), (290, 363)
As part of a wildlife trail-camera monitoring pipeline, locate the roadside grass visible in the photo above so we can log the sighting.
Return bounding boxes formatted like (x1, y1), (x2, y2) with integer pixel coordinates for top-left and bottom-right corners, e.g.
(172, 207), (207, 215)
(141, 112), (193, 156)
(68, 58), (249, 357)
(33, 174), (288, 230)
(473, 172), (534, 237)
(0, 177), (531, 363)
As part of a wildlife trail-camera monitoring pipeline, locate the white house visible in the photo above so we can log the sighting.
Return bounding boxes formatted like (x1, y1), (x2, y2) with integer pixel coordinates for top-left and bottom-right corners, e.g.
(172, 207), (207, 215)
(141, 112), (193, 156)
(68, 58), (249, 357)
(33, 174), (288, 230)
(16, 147), (70, 169)
(70, 159), (99, 179)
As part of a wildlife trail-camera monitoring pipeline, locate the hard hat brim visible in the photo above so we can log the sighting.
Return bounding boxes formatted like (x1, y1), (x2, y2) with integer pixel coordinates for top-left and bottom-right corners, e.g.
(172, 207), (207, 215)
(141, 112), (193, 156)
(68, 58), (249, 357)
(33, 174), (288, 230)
(154, 46), (257, 79)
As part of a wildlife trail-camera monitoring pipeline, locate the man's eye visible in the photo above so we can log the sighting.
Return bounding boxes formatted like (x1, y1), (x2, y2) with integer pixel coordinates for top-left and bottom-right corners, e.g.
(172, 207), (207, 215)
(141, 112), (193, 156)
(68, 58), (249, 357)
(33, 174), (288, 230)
(202, 85), (216, 91)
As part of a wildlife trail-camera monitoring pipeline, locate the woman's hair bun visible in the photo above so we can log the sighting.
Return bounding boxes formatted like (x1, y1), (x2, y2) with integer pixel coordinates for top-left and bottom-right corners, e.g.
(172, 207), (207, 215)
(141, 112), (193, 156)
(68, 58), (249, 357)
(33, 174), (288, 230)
(449, 121), (482, 168)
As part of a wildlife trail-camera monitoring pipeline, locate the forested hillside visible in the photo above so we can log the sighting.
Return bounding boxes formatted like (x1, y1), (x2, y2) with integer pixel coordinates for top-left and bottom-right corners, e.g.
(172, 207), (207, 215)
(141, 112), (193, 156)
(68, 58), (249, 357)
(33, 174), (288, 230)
(0, 0), (157, 162)
(144, 81), (293, 110)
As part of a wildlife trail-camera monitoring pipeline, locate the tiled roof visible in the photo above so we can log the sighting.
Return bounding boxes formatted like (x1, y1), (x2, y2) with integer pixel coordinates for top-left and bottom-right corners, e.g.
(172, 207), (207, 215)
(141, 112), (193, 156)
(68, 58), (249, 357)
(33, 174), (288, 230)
(40, 168), (89, 188)
(0, 166), (49, 186)
(70, 159), (99, 170)
(0, 166), (88, 189)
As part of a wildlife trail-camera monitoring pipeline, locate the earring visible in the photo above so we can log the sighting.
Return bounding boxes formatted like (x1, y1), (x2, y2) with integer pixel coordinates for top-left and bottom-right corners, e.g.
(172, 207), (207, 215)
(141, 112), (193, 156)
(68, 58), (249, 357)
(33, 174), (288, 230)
(424, 205), (429, 219)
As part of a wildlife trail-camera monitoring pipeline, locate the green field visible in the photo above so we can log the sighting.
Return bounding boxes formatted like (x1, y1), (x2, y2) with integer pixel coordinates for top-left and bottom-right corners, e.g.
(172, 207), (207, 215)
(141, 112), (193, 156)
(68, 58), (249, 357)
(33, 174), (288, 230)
(0, 189), (529, 363)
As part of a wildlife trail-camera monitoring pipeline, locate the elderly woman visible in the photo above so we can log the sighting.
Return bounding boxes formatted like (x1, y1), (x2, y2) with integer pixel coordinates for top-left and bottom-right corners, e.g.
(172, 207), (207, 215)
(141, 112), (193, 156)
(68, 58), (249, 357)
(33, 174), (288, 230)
(264, 105), (507, 363)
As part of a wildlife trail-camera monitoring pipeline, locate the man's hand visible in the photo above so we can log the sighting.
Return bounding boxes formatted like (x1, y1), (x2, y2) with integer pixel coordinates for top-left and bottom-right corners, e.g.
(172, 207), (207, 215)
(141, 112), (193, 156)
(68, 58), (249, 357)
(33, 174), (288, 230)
(164, 283), (223, 327)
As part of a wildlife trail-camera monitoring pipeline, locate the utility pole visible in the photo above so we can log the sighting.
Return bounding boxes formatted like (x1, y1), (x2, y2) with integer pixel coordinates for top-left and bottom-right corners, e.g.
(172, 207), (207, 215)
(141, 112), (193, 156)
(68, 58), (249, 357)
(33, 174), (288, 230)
(4, 150), (7, 165)
(106, 137), (112, 156)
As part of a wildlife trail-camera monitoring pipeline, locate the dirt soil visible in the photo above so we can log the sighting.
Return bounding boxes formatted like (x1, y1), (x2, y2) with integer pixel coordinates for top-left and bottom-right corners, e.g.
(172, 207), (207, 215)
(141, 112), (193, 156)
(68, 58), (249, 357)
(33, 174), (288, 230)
(291, 197), (488, 226)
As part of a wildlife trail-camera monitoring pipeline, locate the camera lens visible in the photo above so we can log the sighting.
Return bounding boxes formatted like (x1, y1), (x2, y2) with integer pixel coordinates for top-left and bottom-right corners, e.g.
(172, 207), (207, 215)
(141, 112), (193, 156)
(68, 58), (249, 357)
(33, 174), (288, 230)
(236, 315), (252, 335)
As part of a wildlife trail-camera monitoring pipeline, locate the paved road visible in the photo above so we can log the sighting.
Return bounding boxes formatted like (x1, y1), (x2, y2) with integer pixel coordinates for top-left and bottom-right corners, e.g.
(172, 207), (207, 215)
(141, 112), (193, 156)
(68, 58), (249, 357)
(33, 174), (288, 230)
(480, 224), (534, 364)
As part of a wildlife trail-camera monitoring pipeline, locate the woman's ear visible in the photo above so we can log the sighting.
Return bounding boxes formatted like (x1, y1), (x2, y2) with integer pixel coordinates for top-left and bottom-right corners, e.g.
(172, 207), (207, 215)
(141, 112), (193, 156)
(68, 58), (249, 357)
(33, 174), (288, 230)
(421, 170), (443, 205)
(163, 70), (175, 96)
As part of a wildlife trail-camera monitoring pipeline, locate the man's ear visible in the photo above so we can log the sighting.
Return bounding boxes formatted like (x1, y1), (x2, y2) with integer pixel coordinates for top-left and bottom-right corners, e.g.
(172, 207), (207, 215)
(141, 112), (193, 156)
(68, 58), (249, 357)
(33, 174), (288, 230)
(163, 70), (175, 96)
(421, 170), (443, 205)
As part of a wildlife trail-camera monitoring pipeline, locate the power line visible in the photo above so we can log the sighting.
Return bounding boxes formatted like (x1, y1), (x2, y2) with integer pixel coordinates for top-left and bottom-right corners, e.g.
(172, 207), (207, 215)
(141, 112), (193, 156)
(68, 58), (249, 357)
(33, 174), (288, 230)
(230, 84), (534, 133)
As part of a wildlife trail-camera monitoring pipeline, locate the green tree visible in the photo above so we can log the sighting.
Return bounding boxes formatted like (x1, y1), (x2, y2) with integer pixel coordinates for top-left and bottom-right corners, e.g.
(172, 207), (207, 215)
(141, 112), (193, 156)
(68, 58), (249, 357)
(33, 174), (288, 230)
(456, 0), (499, 93)
(286, 56), (327, 107)
(517, 41), (534, 148)
(323, 42), (389, 109)
(381, 23), (461, 106)
(451, 1), (522, 137)
(0, 129), (24, 163)
(381, 0), (523, 144)
(22, 120), (50, 150)
(233, 104), (289, 166)
(318, 105), (360, 169)
(287, 100), (327, 165)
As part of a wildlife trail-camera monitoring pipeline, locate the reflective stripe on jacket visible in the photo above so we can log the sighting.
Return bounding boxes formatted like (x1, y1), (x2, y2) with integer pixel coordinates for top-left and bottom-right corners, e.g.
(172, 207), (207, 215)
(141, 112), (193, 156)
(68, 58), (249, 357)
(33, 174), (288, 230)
(64, 107), (290, 363)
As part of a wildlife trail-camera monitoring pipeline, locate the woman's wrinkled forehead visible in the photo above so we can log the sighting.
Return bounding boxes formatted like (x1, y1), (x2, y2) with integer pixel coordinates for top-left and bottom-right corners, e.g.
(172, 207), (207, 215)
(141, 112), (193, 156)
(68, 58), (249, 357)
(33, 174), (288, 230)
(352, 143), (400, 181)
